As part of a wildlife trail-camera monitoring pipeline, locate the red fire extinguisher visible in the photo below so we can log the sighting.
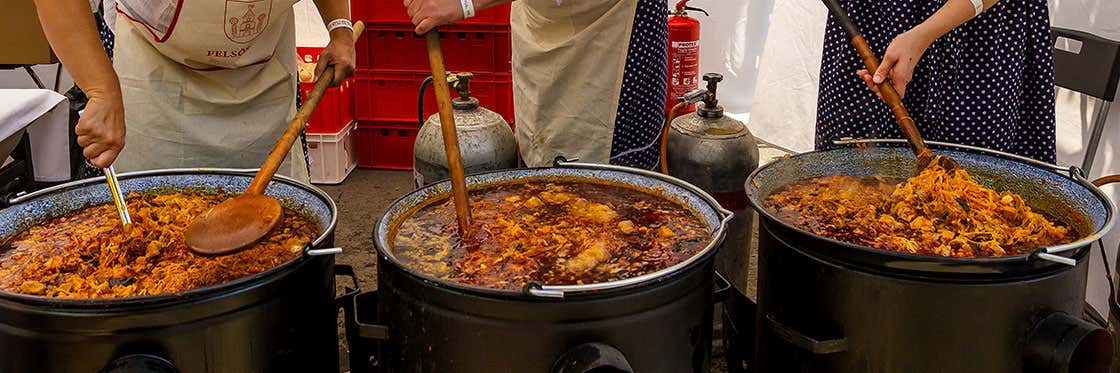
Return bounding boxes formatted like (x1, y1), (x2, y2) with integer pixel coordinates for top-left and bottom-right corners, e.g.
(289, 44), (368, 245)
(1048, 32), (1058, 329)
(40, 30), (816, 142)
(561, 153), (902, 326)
(666, 0), (708, 115)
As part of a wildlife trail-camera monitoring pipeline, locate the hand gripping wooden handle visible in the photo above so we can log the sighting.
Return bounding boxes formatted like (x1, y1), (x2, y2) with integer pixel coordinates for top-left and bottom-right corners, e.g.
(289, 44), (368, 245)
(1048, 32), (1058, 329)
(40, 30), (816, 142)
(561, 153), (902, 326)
(246, 21), (365, 195)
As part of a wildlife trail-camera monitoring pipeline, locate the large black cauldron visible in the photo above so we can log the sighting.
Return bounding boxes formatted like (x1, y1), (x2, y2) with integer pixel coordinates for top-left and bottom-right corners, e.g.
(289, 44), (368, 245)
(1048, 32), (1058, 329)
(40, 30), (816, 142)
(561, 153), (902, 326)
(347, 161), (733, 373)
(745, 141), (1115, 373)
(0, 170), (344, 373)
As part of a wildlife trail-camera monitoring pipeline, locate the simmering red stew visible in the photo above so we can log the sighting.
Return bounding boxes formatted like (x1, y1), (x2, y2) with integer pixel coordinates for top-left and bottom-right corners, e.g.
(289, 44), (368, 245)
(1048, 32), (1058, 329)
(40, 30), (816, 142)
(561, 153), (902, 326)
(392, 179), (711, 289)
(0, 192), (318, 299)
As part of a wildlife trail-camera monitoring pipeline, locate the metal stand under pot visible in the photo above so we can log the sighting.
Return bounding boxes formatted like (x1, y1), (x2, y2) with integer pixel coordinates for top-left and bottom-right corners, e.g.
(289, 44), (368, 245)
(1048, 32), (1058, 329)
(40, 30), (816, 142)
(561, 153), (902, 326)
(345, 161), (734, 373)
(745, 141), (1116, 373)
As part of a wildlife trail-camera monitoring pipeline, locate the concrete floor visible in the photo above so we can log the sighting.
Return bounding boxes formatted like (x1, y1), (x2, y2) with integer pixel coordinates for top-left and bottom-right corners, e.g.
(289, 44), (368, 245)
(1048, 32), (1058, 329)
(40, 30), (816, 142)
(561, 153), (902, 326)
(318, 168), (752, 372)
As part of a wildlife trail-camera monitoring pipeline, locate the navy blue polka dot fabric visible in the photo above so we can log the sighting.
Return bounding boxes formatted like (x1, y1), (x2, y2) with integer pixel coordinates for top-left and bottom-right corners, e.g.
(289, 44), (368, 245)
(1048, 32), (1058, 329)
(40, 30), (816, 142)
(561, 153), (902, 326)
(815, 0), (1056, 163)
(95, 1), (114, 60)
(608, 0), (669, 170)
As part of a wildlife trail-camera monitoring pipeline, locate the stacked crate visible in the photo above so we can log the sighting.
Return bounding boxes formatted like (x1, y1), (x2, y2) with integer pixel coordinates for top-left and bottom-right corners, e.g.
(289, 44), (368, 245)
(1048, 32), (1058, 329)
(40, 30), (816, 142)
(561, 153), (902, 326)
(351, 1), (515, 170)
(297, 47), (358, 184)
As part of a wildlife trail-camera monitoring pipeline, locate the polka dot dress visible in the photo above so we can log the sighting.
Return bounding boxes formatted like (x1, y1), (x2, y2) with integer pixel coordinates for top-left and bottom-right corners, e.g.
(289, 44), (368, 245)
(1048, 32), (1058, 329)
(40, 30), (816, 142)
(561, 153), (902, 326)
(815, 0), (1057, 163)
(608, 0), (669, 170)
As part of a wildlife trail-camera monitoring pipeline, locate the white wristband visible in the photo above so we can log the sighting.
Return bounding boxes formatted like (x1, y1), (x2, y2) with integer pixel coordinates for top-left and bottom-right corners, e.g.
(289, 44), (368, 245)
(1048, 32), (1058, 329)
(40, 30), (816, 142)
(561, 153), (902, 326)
(969, 0), (984, 16)
(327, 18), (354, 33)
(460, 0), (476, 19)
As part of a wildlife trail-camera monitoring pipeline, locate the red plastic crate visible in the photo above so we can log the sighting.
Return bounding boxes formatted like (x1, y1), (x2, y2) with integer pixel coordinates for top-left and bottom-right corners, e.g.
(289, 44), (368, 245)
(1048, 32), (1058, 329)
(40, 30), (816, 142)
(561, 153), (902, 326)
(299, 79), (355, 134)
(353, 1), (510, 26)
(360, 24), (510, 73)
(296, 47), (356, 133)
(354, 70), (514, 124)
(355, 120), (418, 170)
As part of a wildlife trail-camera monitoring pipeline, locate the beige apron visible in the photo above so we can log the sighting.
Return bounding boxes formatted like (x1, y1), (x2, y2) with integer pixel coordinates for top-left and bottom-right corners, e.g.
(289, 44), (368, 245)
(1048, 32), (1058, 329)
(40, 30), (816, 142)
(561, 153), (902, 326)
(510, 0), (636, 167)
(112, 0), (308, 182)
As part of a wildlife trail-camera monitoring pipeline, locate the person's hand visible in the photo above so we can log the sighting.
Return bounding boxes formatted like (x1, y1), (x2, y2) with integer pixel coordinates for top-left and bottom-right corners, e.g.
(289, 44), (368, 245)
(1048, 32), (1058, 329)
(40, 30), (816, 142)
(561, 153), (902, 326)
(406, 0), (466, 34)
(76, 92), (125, 168)
(316, 29), (357, 87)
(856, 28), (935, 100)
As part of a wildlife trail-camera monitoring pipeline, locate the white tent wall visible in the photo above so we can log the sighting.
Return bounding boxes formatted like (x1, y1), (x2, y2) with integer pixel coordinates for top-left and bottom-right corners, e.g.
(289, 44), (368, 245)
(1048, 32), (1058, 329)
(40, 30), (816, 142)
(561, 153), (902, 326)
(747, 0), (1120, 315)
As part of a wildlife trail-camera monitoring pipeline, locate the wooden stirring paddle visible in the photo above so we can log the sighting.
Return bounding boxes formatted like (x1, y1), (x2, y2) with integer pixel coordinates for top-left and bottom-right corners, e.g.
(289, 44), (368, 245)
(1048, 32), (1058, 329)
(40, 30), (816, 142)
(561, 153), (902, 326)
(424, 30), (472, 233)
(185, 22), (365, 256)
(821, 0), (956, 171)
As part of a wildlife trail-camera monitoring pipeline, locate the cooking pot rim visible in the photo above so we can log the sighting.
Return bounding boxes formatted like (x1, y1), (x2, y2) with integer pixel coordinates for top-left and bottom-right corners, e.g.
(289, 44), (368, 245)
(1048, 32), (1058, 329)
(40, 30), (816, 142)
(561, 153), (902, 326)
(374, 161), (733, 299)
(0, 168), (338, 307)
(746, 139), (1115, 268)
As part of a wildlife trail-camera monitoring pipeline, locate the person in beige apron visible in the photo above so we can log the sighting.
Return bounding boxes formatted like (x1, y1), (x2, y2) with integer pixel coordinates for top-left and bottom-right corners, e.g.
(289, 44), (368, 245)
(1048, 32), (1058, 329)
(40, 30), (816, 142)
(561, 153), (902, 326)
(34, 0), (355, 182)
(406, 0), (670, 169)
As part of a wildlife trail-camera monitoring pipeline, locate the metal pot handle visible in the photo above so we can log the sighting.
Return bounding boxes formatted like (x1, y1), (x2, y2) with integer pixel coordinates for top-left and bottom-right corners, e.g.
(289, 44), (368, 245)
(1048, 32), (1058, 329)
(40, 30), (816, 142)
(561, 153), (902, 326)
(302, 242), (343, 257)
(552, 343), (634, 373)
(765, 313), (848, 355)
(346, 291), (389, 340)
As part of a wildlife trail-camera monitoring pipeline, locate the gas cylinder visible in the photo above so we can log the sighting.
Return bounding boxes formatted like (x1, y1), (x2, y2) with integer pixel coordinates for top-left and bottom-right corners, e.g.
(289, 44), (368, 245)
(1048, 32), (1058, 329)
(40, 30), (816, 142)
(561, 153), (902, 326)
(666, 0), (706, 115)
(666, 72), (758, 294)
(413, 72), (517, 187)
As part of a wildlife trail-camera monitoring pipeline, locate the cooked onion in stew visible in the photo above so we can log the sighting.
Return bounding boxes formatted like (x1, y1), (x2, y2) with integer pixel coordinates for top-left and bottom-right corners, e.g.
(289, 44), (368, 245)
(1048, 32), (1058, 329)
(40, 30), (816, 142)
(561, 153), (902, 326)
(764, 163), (1078, 257)
(0, 192), (318, 299)
(392, 180), (711, 289)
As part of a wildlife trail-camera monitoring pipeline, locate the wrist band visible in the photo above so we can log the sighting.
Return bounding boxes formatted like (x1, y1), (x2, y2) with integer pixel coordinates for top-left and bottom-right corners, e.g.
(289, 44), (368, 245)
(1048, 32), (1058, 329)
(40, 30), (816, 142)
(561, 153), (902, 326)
(969, 0), (984, 16)
(327, 18), (354, 32)
(460, 0), (476, 19)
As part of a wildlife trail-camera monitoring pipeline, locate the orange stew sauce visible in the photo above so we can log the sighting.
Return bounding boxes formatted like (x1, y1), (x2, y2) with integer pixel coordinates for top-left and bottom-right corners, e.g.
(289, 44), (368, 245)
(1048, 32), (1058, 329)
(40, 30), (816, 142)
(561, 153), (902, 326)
(764, 163), (1078, 257)
(392, 180), (711, 289)
(0, 192), (318, 299)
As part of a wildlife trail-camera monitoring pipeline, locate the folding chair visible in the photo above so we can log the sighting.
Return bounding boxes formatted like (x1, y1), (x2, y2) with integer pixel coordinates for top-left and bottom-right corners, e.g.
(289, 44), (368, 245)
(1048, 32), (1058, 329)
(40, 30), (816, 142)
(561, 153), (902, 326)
(1051, 27), (1120, 174)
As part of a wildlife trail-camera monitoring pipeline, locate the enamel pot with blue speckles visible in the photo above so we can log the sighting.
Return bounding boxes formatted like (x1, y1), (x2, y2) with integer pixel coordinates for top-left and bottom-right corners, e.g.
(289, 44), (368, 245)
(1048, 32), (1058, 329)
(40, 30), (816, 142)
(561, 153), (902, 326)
(745, 141), (1115, 373)
(0, 169), (345, 373)
(346, 160), (735, 373)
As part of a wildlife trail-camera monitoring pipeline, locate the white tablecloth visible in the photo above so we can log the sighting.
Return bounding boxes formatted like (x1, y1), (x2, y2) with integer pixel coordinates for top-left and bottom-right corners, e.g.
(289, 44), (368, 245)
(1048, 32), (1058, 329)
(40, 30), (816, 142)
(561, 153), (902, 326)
(0, 89), (71, 182)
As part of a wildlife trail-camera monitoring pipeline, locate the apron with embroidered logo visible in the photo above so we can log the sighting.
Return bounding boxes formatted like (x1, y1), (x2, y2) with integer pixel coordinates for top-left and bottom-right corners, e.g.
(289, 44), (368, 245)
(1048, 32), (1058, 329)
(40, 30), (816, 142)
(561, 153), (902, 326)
(113, 0), (308, 182)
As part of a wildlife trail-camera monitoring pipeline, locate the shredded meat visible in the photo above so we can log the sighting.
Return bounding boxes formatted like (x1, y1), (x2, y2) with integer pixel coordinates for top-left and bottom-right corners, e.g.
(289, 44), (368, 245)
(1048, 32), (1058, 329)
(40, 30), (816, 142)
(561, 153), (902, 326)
(0, 192), (318, 299)
(392, 181), (710, 289)
(764, 163), (1077, 257)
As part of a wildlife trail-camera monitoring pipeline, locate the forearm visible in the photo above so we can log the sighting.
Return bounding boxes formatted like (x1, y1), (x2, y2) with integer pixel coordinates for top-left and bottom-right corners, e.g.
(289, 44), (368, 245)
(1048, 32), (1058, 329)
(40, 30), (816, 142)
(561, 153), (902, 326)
(33, 0), (119, 99)
(313, 0), (353, 41)
(910, 0), (1000, 45)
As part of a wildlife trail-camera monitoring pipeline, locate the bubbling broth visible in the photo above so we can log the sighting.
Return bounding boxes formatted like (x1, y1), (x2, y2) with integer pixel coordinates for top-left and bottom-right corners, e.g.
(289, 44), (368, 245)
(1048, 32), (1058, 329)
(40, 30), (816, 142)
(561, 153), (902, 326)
(391, 180), (712, 289)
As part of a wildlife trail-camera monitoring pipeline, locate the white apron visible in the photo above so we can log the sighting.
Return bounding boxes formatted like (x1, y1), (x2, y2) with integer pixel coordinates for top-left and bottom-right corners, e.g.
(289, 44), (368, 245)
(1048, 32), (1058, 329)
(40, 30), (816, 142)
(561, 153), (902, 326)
(510, 0), (637, 167)
(112, 0), (308, 182)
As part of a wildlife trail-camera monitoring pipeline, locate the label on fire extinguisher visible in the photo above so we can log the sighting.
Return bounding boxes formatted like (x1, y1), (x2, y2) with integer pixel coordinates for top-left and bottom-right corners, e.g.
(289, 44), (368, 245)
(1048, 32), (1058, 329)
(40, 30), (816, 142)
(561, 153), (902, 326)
(670, 40), (700, 101)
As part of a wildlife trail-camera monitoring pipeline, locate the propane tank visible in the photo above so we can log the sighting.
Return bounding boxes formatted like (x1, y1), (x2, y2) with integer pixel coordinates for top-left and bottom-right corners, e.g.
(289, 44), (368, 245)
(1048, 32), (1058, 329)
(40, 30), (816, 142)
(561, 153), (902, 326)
(666, 73), (758, 295)
(413, 72), (517, 187)
(666, 0), (706, 116)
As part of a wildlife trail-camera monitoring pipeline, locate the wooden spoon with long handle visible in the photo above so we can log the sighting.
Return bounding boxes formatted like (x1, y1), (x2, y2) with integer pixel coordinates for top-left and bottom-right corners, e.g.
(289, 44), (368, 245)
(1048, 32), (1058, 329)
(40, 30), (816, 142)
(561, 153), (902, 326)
(821, 0), (956, 170)
(425, 29), (472, 233)
(186, 22), (365, 256)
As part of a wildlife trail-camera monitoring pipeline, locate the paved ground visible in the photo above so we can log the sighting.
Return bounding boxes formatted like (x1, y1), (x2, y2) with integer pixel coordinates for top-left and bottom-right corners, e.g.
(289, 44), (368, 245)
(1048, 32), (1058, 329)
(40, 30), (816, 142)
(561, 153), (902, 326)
(319, 168), (753, 372)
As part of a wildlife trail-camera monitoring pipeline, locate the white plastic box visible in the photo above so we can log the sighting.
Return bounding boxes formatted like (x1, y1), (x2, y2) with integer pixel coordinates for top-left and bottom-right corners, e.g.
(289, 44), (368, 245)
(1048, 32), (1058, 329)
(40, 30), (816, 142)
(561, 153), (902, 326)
(306, 121), (357, 185)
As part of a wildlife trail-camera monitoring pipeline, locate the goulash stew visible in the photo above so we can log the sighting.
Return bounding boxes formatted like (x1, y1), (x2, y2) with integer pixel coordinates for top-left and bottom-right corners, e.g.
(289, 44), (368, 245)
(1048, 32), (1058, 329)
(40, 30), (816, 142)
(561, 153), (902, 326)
(0, 192), (318, 299)
(392, 180), (711, 289)
(764, 162), (1078, 257)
